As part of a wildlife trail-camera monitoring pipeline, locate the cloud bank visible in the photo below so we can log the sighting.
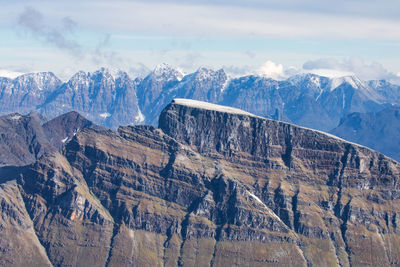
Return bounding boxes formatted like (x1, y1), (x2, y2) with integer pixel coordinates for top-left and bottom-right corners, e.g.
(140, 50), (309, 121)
(257, 61), (285, 80)
(2, 1), (399, 82)
(7, 1), (400, 40)
(303, 57), (400, 82)
(0, 69), (25, 79)
(251, 58), (400, 83)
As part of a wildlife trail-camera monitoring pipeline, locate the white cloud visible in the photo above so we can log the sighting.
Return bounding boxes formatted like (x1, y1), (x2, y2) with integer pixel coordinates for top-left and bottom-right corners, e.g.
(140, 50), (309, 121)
(257, 60), (285, 80)
(17, 7), (83, 57)
(302, 57), (400, 82)
(0, 69), (24, 79)
(305, 68), (354, 78)
(4, 1), (400, 40)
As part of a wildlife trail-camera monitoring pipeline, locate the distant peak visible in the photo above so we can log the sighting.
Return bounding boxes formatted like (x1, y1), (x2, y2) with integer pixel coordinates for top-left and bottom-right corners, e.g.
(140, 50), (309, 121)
(330, 75), (364, 91)
(193, 67), (226, 81)
(93, 67), (121, 78)
(196, 67), (215, 74)
(150, 63), (184, 81)
(63, 110), (83, 117)
(69, 70), (89, 83)
(13, 72), (61, 91)
(153, 63), (171, 73)
(287, 73), (321, 83)
(15, 71), (59, 81)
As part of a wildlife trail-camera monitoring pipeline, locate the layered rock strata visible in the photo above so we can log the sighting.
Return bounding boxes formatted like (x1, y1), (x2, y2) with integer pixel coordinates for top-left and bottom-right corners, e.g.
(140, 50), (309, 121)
(1, 99), (400, 266)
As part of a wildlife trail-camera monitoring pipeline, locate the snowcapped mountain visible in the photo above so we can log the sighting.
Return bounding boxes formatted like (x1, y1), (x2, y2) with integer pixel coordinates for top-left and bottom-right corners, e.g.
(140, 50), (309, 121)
(138, 65), (228, 125)
(37, 68), (142, 128)
(137, 63), (184, 118)
(0, 65), (399, 132)
(0, 72), (61, 114)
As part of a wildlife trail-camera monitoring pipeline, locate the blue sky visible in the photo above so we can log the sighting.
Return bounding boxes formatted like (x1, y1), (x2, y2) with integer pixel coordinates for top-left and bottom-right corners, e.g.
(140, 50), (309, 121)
(0, 0), (399, 81)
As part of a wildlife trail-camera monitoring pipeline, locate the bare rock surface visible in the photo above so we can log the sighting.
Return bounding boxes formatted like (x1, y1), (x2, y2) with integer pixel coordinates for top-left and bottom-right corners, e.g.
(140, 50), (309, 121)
(1, 100), (400, 266)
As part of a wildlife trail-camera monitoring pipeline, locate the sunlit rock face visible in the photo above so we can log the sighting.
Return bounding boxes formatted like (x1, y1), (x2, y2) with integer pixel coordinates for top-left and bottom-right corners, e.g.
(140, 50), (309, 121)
(1, 100), (400, 266)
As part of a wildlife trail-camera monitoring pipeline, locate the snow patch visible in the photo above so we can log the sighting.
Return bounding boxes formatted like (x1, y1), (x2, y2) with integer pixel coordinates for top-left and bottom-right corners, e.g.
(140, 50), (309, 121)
(9, 114), (22, 120)
(135, 109), (145, 123)
(99, 112), (111, 119)
(61, 137), (68, 143)
(73, 128), (80, 136)
(344, 76), (363, 88)
(154, 63), (171, 75)
(247, 190), (283, 221)
(195, 67), (216, 81)
(310, 75), (321, 87)
(342, 93), (346, 109)
(248, 192), (265, 206)
(175, 67), (185, 81)
(330, 77), (344, 91)
(315, 89), (323, 101)
(330, 76), (363, 91)
(152, 63), (183, 81)
(173, 98), (260, 118)
(220, 77), (231, 93)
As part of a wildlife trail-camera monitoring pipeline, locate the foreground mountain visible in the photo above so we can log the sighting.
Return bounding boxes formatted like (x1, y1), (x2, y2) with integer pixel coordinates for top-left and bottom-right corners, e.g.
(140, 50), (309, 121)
(1, 99), (400, 266)
(1, 66), (399, 133)
(331, 106), (400, 162)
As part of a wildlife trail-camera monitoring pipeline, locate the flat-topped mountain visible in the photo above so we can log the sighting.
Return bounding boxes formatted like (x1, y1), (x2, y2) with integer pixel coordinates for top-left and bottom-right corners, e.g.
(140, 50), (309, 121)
(1, 99), (400, 266)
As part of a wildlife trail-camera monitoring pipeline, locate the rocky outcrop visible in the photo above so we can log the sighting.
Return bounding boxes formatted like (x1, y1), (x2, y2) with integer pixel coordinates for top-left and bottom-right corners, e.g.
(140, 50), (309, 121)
(0, 112), (54, 166)
(1, 99), (400, 266)
(42, 111), (95, 149)
(0, 111), (95, 167)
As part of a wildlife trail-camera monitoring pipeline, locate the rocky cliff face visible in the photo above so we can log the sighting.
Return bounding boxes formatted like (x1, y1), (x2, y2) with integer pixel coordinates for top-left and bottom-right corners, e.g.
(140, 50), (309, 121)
(0, 72), (62, 115)
(1, 100), (400, 266)
(38, 68), (143, 128)
(0, 111), (95, 167)
(0, 112), (54, 167)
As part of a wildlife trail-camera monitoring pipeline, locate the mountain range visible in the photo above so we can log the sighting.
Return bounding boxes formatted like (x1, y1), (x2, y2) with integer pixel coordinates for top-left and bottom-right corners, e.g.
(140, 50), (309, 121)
(1, 64), (399, 131)
(1, 64), (400, 160)
(1, 99), (400, 266)
(331, 106), (400, 162)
